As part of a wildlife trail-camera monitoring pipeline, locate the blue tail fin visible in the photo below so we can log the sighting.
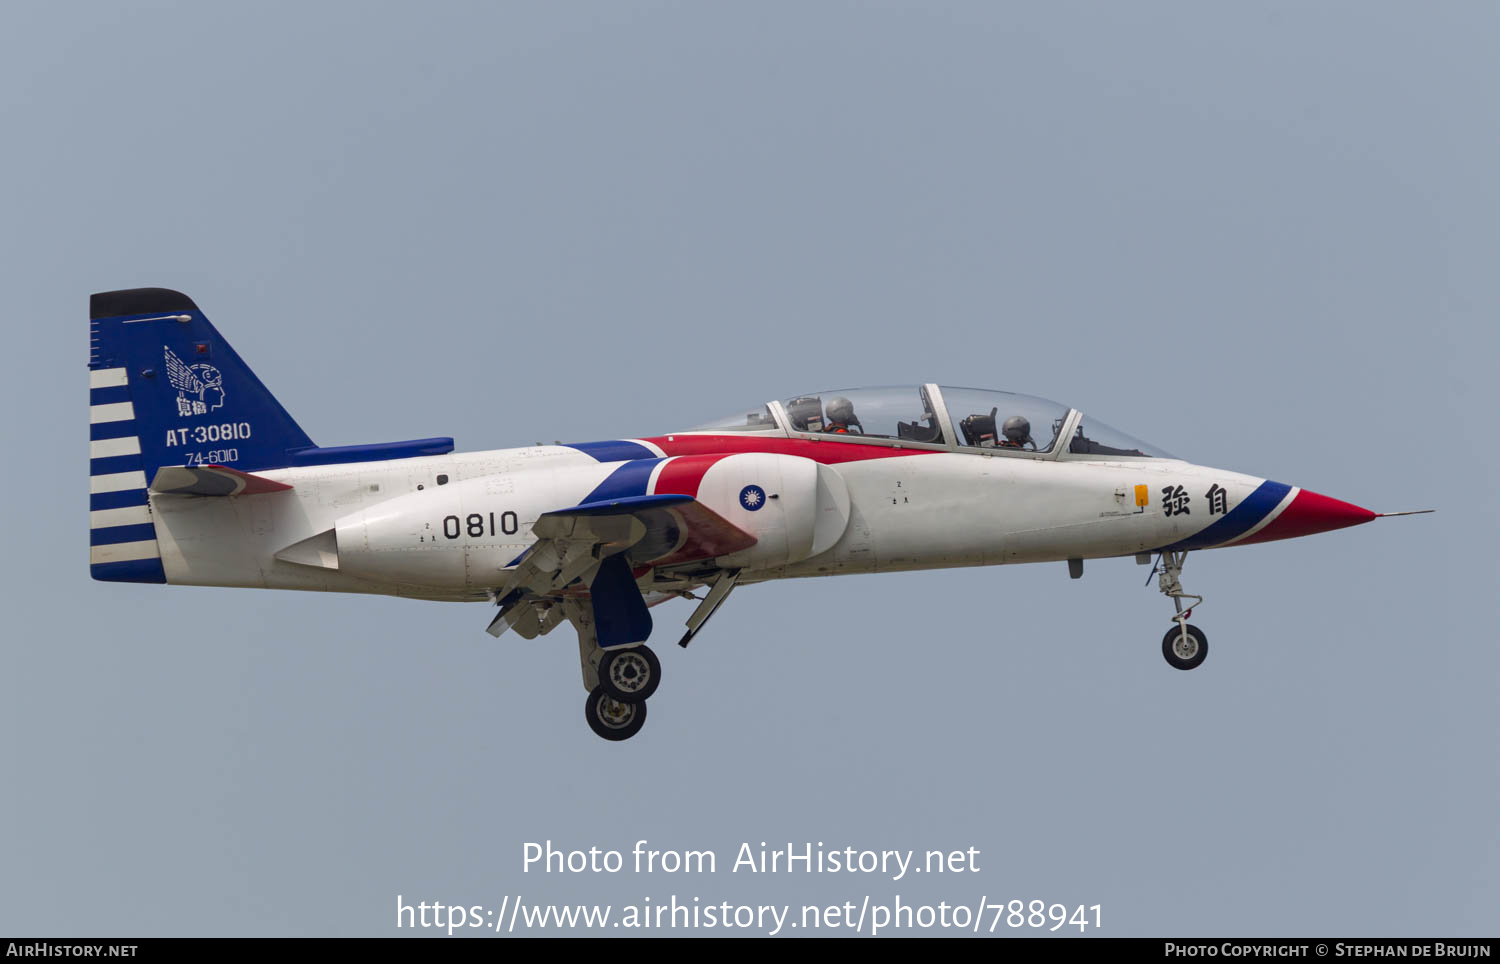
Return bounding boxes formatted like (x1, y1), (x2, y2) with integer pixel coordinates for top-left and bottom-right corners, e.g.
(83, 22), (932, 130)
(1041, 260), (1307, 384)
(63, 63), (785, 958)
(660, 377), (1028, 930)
(89, 288), (316, 582)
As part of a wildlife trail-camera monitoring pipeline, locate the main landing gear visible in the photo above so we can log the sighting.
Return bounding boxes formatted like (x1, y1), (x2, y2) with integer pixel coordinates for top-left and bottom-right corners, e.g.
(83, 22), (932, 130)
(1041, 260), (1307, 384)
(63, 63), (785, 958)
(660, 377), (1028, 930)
(585, 683), (649, 741)
(583, 643), (660, 741)
(599, 645), (661, 703)
(1154, 550), (1208, 671)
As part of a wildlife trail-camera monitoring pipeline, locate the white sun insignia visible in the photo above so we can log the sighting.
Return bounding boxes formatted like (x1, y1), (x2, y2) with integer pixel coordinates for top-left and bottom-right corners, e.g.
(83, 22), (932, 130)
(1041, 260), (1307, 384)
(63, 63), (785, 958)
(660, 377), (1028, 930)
(739, 484), (766, 511)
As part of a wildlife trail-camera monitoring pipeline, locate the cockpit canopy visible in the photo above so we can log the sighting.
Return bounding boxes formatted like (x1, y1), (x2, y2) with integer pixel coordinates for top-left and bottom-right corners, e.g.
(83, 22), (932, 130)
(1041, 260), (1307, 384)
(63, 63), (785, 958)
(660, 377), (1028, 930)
(687, 385), (1174, 459)
(936, 386), (1067, 452)
(686, 404), (778, 433)
(784, 385), (947, 442)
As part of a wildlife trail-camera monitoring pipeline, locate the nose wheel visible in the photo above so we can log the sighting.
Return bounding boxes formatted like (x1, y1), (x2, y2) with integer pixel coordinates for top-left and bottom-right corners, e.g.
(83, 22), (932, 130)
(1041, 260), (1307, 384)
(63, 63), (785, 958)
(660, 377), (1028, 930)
(1153, 550), (1208, 670)
(1162, 623), (1208, 670)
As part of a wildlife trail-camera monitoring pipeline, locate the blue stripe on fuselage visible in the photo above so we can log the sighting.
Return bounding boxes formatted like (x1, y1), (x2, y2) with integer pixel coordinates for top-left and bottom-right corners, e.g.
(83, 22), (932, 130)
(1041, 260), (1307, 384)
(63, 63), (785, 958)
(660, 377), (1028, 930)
(1152, 480), (1292, 552)
(581, 458), (663, 504)
(565, 440), (657, 463)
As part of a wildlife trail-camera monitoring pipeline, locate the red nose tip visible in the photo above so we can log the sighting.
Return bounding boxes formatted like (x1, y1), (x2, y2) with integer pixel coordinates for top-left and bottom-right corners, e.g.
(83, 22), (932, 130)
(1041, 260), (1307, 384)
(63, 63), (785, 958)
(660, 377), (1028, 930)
(1238, 488), (1377, 546)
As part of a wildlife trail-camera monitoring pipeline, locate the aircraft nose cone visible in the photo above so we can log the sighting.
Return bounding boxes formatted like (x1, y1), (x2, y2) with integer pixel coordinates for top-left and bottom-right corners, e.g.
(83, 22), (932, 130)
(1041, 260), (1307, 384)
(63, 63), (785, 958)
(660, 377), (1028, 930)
(1291, 488), (1379, 531)
(1239, 487), (1377, 545)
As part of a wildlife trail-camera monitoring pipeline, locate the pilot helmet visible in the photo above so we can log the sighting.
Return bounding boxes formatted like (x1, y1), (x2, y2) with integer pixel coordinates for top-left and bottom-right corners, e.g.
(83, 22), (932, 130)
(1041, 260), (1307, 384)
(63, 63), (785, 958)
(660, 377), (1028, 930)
(827, 396), (856, 425)
(1002, 415), (1032, 445)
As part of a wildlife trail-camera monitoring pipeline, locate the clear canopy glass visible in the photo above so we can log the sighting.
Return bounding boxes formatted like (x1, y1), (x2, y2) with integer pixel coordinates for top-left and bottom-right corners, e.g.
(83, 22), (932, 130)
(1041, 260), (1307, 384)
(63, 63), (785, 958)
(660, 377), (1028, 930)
(681, 386), (1175, 459)
(684, 403), (779, 433)
(1064, 414), (1176, 459)
(782, 386), (945, 443)
(941, 386), (1071, 453)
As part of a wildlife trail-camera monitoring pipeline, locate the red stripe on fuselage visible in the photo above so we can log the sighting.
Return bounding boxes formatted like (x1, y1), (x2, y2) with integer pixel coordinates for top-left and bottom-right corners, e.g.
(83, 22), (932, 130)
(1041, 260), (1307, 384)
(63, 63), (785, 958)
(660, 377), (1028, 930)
(653, 454), (724, 499)
(642, 434), (939, 466)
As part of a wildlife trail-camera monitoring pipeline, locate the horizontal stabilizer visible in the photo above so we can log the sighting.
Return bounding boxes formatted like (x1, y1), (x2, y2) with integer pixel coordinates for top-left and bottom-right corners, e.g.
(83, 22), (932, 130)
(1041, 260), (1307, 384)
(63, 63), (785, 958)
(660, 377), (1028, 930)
(151, 464), (293, 497)
(285, 437), (455, 466)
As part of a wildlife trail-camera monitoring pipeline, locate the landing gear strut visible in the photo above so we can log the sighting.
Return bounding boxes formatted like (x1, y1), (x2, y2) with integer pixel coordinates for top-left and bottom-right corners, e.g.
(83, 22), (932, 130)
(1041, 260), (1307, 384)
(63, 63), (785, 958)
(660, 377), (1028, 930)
(565, 602), (654, 741)
(1156, 550), (1208, 670)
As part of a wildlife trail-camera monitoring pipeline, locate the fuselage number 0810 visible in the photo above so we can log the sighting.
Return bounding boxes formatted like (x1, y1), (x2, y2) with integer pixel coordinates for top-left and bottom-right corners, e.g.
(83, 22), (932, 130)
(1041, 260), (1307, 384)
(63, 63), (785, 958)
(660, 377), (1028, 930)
(442, 512), (519, 540)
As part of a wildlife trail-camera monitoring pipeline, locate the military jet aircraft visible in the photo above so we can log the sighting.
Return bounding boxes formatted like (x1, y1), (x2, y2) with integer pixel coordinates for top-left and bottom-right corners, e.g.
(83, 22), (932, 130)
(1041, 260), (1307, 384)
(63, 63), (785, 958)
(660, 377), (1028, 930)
(88, 289), (1428, 740)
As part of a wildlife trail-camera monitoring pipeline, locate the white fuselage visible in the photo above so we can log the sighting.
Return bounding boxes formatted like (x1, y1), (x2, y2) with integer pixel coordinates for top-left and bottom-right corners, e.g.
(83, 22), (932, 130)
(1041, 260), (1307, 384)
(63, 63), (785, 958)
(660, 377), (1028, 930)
(148, 439), (1271, 600)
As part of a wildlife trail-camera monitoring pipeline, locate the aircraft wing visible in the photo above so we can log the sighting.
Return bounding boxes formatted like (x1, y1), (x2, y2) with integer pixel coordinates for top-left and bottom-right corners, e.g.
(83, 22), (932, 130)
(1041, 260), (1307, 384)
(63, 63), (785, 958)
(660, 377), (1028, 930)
(486, 494), (756, 641)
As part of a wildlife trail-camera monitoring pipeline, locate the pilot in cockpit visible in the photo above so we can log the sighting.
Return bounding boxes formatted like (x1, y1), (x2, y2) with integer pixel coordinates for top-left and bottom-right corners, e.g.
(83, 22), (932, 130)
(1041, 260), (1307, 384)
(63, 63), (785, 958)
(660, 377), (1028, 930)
(824, 396), (860, 434)
(998, 416), (1034, 449)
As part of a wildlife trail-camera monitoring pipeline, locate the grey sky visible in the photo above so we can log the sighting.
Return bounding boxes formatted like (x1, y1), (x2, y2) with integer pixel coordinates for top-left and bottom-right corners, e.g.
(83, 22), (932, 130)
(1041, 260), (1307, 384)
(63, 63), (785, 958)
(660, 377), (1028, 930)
(2, 1), (1495, 936)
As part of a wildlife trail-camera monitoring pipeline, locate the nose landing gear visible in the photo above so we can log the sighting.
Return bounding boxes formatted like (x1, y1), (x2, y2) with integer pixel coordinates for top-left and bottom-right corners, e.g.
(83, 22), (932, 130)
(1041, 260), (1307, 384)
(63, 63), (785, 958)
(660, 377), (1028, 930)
(1155, 550), (1208, 670)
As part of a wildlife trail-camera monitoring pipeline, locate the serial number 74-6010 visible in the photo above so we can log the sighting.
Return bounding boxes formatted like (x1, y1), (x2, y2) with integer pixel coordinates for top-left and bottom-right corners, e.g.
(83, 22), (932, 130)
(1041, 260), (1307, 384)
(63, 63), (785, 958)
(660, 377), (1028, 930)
(185, 448), (239, 465)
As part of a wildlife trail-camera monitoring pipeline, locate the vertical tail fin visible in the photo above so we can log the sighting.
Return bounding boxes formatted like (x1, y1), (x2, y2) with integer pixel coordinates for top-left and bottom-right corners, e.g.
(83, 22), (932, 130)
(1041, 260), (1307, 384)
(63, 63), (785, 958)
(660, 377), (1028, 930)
(88, 288), (316, 582)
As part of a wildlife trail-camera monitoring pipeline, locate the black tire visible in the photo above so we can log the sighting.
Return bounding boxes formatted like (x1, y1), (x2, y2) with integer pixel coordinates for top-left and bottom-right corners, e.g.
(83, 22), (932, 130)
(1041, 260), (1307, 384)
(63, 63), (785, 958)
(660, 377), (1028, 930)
(1161, 624), (1208, 671)
(598, 645), (661, 704)
(585, 686), (647, 741)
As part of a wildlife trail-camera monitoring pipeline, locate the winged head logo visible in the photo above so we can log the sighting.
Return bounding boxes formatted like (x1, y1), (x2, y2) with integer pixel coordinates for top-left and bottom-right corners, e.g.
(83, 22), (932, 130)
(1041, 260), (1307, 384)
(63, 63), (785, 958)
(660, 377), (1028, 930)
(164, 346), (226, 417)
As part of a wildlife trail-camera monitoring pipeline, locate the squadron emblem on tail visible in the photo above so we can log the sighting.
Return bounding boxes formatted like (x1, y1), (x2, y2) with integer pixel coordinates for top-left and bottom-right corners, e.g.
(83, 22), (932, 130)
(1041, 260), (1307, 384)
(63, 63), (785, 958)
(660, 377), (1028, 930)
(164, 345), (225, 416)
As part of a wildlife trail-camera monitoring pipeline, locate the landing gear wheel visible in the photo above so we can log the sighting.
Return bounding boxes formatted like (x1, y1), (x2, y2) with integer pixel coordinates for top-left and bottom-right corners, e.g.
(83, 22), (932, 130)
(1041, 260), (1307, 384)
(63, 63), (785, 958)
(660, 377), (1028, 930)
(1162, 624), (1208, 671)
(585, 686), (647, 741)
(598, 645), (661, 704)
